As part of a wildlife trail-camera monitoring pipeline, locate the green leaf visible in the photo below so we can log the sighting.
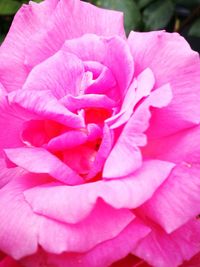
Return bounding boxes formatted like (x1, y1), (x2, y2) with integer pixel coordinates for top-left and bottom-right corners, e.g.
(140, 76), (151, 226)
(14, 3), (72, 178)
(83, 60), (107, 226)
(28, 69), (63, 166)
(143, 0), (175, 30)
(135, 0), (154, 9)
(92, 0), (142, 34)
(173, 0), (200, 8)
(189, 18), (200, 37)
(0, 0), (21, 15)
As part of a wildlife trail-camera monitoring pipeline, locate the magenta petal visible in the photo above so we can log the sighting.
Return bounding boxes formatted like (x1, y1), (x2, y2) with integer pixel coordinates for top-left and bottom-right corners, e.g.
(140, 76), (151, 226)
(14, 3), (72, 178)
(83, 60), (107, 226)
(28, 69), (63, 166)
(61, 94), (116, 112)
(0, 95), (24, 156)
(23, 51), (84, 98)
(128, 31), (200, 136)
(0, 0), (56, 92)
(143, 124), (200, 165)
(23, 219), (150, 267)
(0, 176), (40, 259)
(24, 160), (174, 224)
(103, 84), (172, 178)
(5, 147), (83, 185)
(62, 34), (134, 96)
(138, 163), (200, 233)
(107, 68), (155, 129)
(133, 219), (200, 267)
(25, 0), (125, 68)
(47, 130), (88, 151)
(37, 199), (134, 254)
(8, 90), (84, 128)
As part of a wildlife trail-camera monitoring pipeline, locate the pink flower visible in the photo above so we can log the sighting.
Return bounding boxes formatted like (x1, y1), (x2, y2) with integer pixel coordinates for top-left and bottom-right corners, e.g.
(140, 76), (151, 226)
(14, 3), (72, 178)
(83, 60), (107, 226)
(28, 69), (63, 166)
(0, 0), (200, 266)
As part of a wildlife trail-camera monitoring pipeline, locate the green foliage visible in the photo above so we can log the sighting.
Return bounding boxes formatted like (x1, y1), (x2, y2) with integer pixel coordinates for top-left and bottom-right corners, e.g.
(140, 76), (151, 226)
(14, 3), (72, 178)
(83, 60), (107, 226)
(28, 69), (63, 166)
(92, 0), (141, 33)
(0, 0), (21, 15)
(189, 18), (200, 37)
(143, 0), (175, 30)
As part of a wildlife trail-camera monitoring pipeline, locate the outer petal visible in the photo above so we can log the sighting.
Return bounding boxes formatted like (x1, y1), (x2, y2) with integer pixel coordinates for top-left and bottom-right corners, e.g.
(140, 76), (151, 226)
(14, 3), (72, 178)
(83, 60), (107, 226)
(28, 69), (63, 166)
(138, 163), (200, 233)
(0, 174), (48, 259)
(0, 0), (125, 91)
(132, 219), (200, 267)
(37, 199), (134, 254)
(25, 0), (126, 68)
(142, 124), (200, 164)
(128, 31), (200, 137)
(0, 174), (133, 259)
(23, 51), (85, 98)
(21, 219), (150, 267)
(24, 160), (174, 224)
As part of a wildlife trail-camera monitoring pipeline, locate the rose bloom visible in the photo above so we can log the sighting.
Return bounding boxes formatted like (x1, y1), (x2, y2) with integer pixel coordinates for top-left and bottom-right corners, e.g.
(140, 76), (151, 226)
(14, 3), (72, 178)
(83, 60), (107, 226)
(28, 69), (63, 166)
(0, 0), (200, 266)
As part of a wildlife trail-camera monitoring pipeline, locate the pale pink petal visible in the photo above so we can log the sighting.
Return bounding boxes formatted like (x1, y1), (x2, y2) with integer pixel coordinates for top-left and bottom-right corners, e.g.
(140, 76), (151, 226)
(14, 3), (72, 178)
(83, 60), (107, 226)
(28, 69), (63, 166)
(139, 163), (200, 233)
(23, 51), (84, 98)
(132, 219), (200, 267)
(128, 31), (200, 137)
(61, 94), (116, 112)
(25, 0), (125, 68)
(24, 160), (174, 224)
(5, 147), (83, 185)
(103, 84), (172, 178)
(8, 90), (84, 128)
(62, 34), (134, 97)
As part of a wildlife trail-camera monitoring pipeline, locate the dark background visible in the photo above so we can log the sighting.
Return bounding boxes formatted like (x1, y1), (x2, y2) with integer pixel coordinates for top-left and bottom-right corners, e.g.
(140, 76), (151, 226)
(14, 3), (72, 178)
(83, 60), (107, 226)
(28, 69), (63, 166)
(0, 0), (199, 52)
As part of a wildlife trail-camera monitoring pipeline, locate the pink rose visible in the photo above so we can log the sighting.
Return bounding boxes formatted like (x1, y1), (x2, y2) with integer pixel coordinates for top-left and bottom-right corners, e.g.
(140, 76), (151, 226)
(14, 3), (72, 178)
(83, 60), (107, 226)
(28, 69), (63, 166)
(0, 0), (200, 266)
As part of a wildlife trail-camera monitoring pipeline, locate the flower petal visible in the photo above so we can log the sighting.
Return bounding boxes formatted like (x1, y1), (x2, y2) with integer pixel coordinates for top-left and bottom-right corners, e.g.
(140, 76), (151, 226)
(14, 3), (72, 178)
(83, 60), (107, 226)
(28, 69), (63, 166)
(8, 90), (84, 128)
(21, 219), (150, 267)
(103, 84), (172, 178)
(132, 219), (200, 267)
(128, 31), (200, 137)
(62, 34), (134, 97)
(139, 163), (200, 233)
(5, 147), (83, 185)
(25, 0), (125, 68)
(23, 51), (84, 99)
(24, 160), (174, 224)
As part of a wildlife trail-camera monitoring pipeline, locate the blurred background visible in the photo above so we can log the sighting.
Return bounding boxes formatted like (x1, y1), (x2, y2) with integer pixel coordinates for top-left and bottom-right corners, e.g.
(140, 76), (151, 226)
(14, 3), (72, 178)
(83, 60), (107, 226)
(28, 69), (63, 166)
(0, 0), (199, 51)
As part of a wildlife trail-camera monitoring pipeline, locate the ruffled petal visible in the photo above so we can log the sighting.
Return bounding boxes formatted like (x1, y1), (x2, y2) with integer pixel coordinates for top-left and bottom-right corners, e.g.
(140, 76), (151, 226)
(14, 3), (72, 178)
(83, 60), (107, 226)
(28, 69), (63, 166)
(5, 147), (83, 185)
(132, 219), (200, 267)
(128, 31), (200, 137)
(138, 163), (200, 233)
(143, 124), (200, 165)
(103, 83), (172, 178)
(21, 219), (150, 267)
(23, 51), (84, 98)
(62, 34), (134, 97)
(8, 90), (84, 128)
(25, 0), (126, 68)
(24, 160), (174, 224)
